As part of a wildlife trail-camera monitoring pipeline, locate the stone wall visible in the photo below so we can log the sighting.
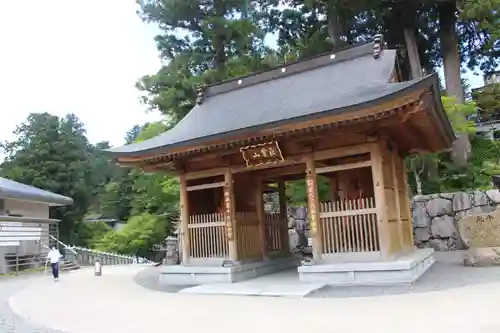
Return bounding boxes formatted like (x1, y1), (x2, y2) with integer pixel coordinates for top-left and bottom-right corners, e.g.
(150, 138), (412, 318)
(412, 190), (500, 251)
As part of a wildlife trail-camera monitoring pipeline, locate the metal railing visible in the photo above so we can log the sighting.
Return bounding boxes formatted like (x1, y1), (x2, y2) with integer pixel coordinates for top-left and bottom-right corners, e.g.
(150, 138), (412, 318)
(65, 246), (152, 266)
(1, 238), (148, 276)
(49, 235), (77, 254)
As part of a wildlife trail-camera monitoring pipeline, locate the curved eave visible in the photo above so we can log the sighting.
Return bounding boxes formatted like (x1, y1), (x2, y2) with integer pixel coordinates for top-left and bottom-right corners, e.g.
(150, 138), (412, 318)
(110, 74), (453, 162)
(0, 178), (74, 207)
(1, 192), (74, 206)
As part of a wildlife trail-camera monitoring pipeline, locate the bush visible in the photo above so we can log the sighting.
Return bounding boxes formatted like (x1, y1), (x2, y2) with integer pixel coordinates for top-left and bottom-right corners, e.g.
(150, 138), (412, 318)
(72, 221), (111, 248)
(94, 213), (167, 257)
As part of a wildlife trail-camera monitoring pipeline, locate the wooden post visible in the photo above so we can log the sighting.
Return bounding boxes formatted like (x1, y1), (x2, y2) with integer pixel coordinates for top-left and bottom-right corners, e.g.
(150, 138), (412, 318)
(305, 154), (322, 260)
(402, 159), (415, 249)
(224, 169), (238, 262)
(255, 180), (267, 259)
(370, 142), (391, 259)
(278, 181), (289, 255)
(390, 145), (404, 252)
(179, 174), (190, 264)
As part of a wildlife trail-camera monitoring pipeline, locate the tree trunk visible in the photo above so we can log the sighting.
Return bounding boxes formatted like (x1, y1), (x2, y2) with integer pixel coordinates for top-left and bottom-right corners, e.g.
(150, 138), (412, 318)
(213, 0), (227, 81)
(438, 1), (464, 103)
(404, 27), (422, 79)
(326, 6), (347, 48)
(437, 1), (470, 166)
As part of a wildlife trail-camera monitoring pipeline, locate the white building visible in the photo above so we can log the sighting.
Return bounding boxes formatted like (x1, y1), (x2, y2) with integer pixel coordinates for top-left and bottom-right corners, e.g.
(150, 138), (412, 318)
(0, 177), (73, 273)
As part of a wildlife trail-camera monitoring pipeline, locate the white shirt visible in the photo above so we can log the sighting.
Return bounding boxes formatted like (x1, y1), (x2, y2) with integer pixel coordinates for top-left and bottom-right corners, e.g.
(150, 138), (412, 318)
(47, 249), (62, 263)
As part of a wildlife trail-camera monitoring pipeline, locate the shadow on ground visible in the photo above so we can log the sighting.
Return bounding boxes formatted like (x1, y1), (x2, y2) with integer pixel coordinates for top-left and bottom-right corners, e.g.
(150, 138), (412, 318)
(133, 251), (500, 298)
(308, 251), (500, 298)
(133, 266), (196, 293)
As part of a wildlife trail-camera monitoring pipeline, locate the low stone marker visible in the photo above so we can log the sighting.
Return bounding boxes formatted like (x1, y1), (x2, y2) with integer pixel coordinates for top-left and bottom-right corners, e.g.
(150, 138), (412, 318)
(458, 211), (500, 266)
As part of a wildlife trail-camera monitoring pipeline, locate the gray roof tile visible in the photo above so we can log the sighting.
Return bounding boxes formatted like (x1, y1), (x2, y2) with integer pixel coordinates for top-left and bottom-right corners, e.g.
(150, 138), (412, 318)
(0, 177), (73, 206)
(107, 43), (439, 156)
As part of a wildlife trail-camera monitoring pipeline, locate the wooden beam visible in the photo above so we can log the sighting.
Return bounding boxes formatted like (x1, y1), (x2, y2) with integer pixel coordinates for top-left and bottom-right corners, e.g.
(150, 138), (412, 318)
(313, 143), (374, 161)
(185, 167), (226, 180)
(316, 160), (372, 175)
(186, 143), (375, 183)
(255, 164), (306, 181)
(179, 174), (190, 264)
(186, 182), (225, 192)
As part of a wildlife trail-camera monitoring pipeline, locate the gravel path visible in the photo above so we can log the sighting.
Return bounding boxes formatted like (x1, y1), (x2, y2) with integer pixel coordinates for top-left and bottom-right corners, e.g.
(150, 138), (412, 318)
(308, 250), (500, 298)
(0, 274), (66, 333)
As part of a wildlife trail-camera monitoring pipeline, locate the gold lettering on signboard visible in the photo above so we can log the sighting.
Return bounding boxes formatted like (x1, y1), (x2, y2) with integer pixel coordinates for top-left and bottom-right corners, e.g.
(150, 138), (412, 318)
(306, 178), (318, 234)
(224, 190), (233, 240)
(240, 141), (284, 168)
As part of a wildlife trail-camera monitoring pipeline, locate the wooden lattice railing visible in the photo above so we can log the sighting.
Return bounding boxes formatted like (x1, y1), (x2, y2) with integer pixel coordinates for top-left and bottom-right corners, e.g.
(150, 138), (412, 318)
(319, 197), (379, 254)
(235, 212), (261, 260)
(264, 213), (283, 252)
(188, 213), (228, 258)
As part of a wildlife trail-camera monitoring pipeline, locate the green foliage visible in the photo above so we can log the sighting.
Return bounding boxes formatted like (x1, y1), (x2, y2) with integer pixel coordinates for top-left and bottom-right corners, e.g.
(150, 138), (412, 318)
(407, 96), (500, 195)
(441, 96), (477, 134)
(459, 0), (500, 71)
(94, 214), (168, 257)
(473, 83), (500, 120)
(72, 221), (112, 248)
(0, 113), (95, 242)
(286, 177), (331, 205)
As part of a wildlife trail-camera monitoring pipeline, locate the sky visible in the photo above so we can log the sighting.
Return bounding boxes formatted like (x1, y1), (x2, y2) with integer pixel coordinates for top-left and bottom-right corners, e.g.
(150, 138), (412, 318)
(0, 0), (489, 153)
(0, 0), (163, 150)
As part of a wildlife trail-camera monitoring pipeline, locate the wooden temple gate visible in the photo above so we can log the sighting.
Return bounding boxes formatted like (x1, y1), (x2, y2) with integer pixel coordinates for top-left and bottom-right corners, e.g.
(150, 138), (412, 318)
(108, 38), (454, 285)
(178, 139), (416, 265)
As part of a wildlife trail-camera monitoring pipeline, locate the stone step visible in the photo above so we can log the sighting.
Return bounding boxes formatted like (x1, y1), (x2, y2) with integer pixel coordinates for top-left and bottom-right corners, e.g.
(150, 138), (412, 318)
(60, 261), (80, 271)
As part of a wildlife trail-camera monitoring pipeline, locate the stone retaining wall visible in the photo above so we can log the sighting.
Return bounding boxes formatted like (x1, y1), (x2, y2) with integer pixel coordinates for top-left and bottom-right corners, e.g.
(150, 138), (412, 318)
(412, 190), (500, 251)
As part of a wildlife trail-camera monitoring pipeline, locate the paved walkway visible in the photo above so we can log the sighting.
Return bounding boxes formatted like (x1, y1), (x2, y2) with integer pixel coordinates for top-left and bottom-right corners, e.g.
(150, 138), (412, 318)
(8, 259), (500, 333)
(0, 274), (65, 333)
(178, 269), (325, 297)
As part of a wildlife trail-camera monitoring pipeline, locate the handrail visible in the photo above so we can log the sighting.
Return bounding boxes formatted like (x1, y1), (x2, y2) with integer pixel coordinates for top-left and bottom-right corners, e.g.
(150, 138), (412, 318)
(49, 235), (77, 254)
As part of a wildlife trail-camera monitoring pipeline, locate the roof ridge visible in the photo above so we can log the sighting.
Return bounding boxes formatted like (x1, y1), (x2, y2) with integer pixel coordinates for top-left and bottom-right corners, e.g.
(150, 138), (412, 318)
(200, 38), (379, 102)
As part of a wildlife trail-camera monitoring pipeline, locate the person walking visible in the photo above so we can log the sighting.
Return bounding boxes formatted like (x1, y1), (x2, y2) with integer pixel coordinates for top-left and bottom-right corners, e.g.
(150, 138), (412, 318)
(47, 246), (62, 281)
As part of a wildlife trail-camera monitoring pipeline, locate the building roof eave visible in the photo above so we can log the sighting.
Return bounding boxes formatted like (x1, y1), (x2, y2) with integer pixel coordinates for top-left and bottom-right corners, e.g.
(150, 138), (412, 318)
(0, 177), (74, 206)
(111, 74), (444, 162)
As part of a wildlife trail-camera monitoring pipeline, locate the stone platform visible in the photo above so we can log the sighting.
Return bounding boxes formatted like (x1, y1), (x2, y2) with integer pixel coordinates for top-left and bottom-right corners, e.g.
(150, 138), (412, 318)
(298, 248), (435, 286)
(179, 269), (325, 297)
(159, 256), (299, 285)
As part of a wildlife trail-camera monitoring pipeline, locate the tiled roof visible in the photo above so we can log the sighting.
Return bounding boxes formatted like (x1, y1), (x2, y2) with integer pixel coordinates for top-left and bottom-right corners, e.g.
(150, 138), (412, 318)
(107, 40), (447, 156)
(0, 177), (73, 206)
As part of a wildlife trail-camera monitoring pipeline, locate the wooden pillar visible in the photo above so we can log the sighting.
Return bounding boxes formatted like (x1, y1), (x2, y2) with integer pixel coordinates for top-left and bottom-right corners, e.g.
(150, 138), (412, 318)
(278, 181), (289, 254)
(224, 169), (238, 262)
(390, 145), (404, 252)
(305, 154), (323, 260)
(402, 160), (415, 249)
(370, 143), (391, 259)
(255, 180), (267, 259)
(179, 174), (190, 264)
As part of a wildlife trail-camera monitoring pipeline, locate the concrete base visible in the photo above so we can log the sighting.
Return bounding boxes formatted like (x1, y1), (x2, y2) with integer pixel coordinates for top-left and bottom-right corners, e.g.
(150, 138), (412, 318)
(298, 248), (435, 286)
(159, 256), (299, 285)
(179, 269), (325, 297)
